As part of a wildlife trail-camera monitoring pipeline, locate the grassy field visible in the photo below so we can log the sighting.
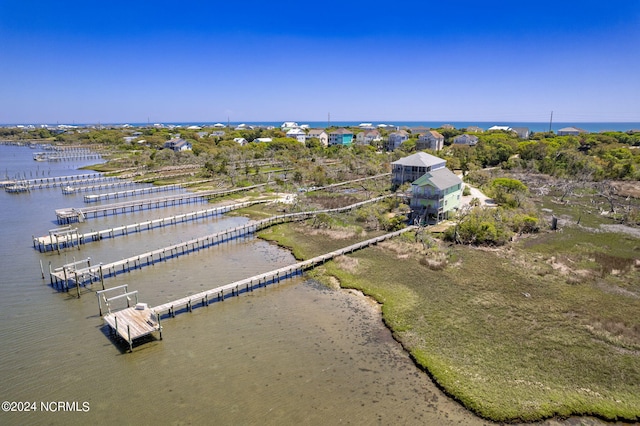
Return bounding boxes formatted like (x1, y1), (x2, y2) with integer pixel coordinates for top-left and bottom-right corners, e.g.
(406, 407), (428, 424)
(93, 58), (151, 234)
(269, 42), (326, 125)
(258, 217), (640, 422)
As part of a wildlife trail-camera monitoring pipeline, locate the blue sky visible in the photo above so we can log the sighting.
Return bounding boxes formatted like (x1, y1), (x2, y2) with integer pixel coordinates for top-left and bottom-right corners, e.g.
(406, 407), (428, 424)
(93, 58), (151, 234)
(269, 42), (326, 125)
(1, 0), (639, 124)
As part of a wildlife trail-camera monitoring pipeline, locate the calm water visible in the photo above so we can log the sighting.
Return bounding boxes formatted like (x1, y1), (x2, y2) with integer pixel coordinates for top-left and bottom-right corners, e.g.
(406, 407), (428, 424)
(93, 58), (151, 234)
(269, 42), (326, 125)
(0, 145), (492, 425)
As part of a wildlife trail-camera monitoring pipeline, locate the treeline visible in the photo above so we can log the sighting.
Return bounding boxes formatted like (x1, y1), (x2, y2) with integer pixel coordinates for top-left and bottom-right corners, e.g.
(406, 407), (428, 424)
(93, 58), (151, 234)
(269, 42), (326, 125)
(420, 130), (640, 181)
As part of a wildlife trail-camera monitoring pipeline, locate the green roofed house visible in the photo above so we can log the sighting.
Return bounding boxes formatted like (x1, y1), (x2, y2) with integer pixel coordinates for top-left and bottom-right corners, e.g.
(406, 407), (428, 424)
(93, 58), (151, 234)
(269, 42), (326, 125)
(410, 168), (463, 224)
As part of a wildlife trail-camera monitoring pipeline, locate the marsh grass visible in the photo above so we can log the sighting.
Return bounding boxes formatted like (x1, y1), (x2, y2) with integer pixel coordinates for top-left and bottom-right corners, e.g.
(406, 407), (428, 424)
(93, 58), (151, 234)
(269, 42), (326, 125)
(259, 221), (640, 422)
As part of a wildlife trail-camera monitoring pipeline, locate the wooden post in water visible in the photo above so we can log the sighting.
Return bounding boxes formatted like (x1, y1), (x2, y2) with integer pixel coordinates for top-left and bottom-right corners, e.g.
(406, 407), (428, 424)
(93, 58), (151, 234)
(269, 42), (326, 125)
(39, 259), (44, 280)
(99, 263), (105, 290)
(75, 271), (80, 299)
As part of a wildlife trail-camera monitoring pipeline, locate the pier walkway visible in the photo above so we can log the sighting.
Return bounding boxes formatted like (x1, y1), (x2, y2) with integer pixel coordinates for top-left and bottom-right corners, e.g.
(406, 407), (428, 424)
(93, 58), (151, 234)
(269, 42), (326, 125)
(62, 180), (138, 194)
(150, 225), (415, 318)
(35, 200), (269, 252)
(54, 183), (269, 224)
(98, 226), (414, 351)
(83, 183), (183, 203)
(48, 195), (394, 289)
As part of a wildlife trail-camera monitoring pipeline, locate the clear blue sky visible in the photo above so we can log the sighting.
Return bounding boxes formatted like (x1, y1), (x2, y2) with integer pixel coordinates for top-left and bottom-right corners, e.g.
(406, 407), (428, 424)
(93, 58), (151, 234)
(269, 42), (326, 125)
(1, 0), (639, 124)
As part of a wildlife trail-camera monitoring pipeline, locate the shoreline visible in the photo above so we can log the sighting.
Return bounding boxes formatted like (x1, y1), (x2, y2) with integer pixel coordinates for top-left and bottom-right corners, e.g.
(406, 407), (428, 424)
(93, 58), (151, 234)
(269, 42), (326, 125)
(257, 222), (639, 425)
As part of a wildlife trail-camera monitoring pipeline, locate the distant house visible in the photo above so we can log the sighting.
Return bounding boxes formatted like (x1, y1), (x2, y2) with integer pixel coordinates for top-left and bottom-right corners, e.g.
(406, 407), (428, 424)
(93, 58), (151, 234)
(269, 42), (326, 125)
(307, 129), (328, 146)
(163, 138), (192, 152)
(286, 128), (307, 143)
(410, 126), (431, 137)
(355, 130), (381, 145)
(233, 137), (248, 146)
(488, 125), (511, 132)
(558, 126), (588, 136)
(410, 168), (462, 224)
(387, 130), (409, 151)
(328, 128), (353, 146)
(391, 152), (446, 186)
(441, 124), (455, 130)
(254, 137), (273, 143)
(417, 130), (444, 151)
(210, 131), (226, 137)
(512, 127), (530, 139)
(452, 134), (479, 146)
(196, 131), (209, 138)
(466, 126), (484, 133)
(281, 122), (299, 131)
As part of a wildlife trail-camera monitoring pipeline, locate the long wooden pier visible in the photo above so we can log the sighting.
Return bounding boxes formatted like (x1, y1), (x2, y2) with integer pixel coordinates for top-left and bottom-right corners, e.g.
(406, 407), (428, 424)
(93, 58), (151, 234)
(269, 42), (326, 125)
(6, 175), (119, 192)
(35, 200), (269, 252)
(47, 195), (394, 288)
(54, 183), (269, 224)
(61, 179), (138, 194)
(99, 226), (413, 352)
(83, 183), (184, 203)
(150, 226), (415, 318)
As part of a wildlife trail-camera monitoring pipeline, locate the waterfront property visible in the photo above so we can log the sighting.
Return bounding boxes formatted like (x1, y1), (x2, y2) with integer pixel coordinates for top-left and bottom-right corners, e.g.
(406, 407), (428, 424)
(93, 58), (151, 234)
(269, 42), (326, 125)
(409, 168), (462, 224)
(391, 151), (447, 186)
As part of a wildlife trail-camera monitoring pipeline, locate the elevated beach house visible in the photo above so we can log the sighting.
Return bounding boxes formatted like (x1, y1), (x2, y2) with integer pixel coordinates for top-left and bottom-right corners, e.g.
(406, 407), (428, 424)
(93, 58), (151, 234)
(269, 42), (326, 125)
(163, 138), (192, 152)
(328, 128), (354, 146)
(392, 152), (462, 224)
(307, 129), (328, 146)
(416, 130), (444, 151)
(391, 152), (446, 186)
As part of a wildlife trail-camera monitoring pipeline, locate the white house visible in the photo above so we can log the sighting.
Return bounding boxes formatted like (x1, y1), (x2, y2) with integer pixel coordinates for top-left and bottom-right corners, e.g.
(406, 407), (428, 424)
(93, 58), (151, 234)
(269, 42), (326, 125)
(286, 128), (307, 143)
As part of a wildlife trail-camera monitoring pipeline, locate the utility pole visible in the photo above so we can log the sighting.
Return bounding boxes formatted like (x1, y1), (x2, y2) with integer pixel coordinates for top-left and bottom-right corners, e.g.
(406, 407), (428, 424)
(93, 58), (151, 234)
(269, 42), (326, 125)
(327, 112), (331, 128)
(549, 111), (553, 133)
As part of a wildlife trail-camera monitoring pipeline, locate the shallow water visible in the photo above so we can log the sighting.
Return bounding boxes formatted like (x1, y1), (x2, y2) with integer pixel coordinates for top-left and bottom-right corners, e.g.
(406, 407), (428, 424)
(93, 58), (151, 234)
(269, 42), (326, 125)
(1, 145), (602, 426)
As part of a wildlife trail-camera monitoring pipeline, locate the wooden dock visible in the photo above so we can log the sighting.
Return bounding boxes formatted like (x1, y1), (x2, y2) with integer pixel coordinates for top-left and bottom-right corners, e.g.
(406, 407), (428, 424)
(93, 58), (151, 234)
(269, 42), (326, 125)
(47, 195), (395, 289)
(83, 183), (184, 203)
(35, 200), (269, 252)
(61, 179), (137, 194)
(6, 175), (118, 192)
(95, 225), (414, 352)
(48, 195), (394, 288)
(54, 183), (269, 224)
(150, 226), (416, 318)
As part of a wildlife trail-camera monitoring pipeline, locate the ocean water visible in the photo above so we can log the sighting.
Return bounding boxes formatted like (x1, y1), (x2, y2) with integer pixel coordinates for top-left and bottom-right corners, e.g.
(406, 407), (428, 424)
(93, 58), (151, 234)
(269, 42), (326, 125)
(7, 121), (640, 133)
